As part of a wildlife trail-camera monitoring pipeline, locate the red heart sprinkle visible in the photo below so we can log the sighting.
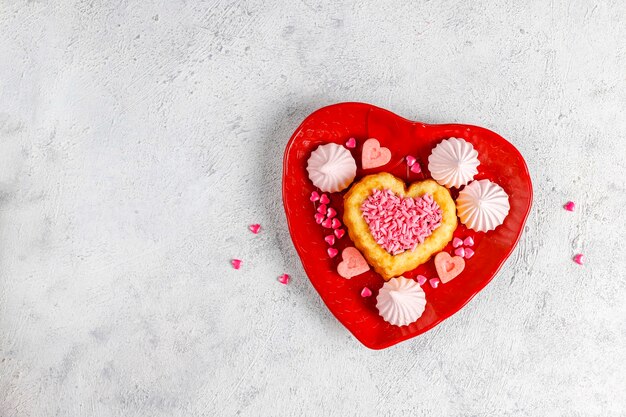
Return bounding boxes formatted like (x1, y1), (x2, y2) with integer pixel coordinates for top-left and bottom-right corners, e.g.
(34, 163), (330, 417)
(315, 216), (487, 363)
(310, 191), (320, 202)
(406, 155), (416, 167)
(249, 224), (261, 234)
(573, 254), (584, 265)
(314, 213), (325, 224)
(326, 207), (337, 218)
(463, 236), (474, 247)
(231, 259), (242, 270)
(317, 204), (327, 214)
(416, 275), (428, 286)
(334, 228), (345, 239)
(410, 163), (422, 173)
(327, 248), (339, 258)
(320, 194), (330, 204)
(324, 235), (335, 246)
(278, 274), (290, 285)
(429, 278), (440, 288)
(345, 137), (356, 148)
(360, 287), (372, 297)
(321, 218), (332, 228)
(452, 237), (463, 248)
(564, 201), (575, 211)
(464, 248), (475, 259)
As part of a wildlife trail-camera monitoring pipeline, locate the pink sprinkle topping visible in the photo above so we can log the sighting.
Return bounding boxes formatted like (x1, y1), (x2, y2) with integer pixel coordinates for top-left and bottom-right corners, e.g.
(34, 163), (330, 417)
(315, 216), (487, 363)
(429, 278), (440, 288)
(463, 236), (474, 247)
(314, 213), (325, 224)
(231, 259), (242, 270)
(564, 201), (575, 212)
(360, 287), (372, 297)
(331, 218), (341, 229)
(361, 189), (443, 255)
(317, 204), (327, 214)
(334, 228), (345, 239)
(320, 194), (330, 205)
(321, 218), (332, 228)
(345, 137), (357, 148)
(278, 273), (290, 285)
(573, 254), (584, 265)
(249, 224), (261, 234)
(416, 275), (428, 286)
(410, 163), (422, 174)
(452, 237), (463, 248)
(454, 247), (466, 258)
(406, 155), (416, 167)
(310, 191), (320, 202)
(324, 235), (336, 246)
(327, 247), (339, 258)
(464, 248), (475, 259)
(326, 207), (337, 218)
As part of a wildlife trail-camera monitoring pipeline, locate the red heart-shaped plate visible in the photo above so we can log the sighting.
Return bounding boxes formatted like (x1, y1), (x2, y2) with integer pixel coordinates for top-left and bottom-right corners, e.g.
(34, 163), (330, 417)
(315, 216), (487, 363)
(282, 103), (532, 349)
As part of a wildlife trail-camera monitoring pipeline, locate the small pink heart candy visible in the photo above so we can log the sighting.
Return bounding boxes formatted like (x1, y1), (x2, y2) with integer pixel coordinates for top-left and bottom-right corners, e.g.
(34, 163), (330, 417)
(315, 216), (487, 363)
(321, 218), (332, 228)
(231, 259), (242, 270)
(334, 228), (345, 239)
(336, 247), (370, 278)
(463, 236), (474, 247)
(331, 218), (341, 229)
(278, 273), (290, 285)
(573, 254), (584, 265)
(464, 248), (475, 259)
(249, 224), (261, 234)
(429, 278), (440, 288)
(314, 213), (325, 224)
(327, 247), (339, 258)
(320, 194), (330, 204)
(360, 287), (372, 297)
(317, 204), (327, 214)
(405, 155), (416, 167)
(324, 235), (336, 246)
(345, 137), (356, 148)
(454, 247), (466, 258)
(410, 163), (422, 174)
(361, 138), (391, 169)
(310, 191), (320, 202)
(326, 207), (337, 218)
(434, 252), (465, 283)
(564, 201), (575, 212)
(416, 275), (428, 286)
(452, 237), (463, 248)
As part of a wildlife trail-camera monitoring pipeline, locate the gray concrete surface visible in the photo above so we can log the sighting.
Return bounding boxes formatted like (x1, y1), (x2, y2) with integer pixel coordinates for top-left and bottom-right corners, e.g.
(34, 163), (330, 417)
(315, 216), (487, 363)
(1, 1), (625, 416)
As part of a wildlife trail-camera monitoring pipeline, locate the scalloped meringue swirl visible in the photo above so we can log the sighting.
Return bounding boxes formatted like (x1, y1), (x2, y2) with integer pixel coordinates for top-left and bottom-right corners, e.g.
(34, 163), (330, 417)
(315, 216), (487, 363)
(376, 276), (426, 326)
(456, 179), (510, 232)
(306, 143), (357, 193)
(428, 138), (480, 188)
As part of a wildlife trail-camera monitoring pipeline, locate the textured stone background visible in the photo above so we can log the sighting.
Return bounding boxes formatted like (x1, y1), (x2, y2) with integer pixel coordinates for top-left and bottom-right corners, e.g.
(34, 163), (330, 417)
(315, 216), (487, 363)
(1, 1), (625, 416)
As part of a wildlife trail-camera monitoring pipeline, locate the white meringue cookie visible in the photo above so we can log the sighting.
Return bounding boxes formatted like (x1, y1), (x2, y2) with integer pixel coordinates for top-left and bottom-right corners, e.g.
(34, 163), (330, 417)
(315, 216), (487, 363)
(306, 143), (357, 193)
(376, 276), (426, 326)
(428, 138), (480, 188)
(456, 179), (510, 232)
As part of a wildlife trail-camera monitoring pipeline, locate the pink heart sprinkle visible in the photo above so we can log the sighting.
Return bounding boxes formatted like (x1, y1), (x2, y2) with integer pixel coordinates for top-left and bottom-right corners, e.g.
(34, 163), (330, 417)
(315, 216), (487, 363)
(314, 213), (325, 224)
(310, 191), (320, 202)
(317, 204), (327, 214)
(331, 218), (341, 229)
(416, 275), (428, 286)
(405, 155), (416, 167)
(320, 194), (330, 205)
(327, 247), (339, 258)
(324, 235), (336, 246)
(360, 287), (372, 297)
(429, 278), (440, 288)
(463, 236), (474, 247)
(410, 163), (422, 174)
(334, 228), (345, 239)
(345, 137), (356, 148)
(573, 254), (584, 265)
(278, 273), (290, 285)
(454, 247), (466, 258)
(464, 248), (475, 259)
(564, 201), (575, 211)
(452, 237), (463, 248)
(321, 218), (332, 228)
(326, 207), (337, 218)
(231, 259), (242, 270)
(249, 224), (261, 234)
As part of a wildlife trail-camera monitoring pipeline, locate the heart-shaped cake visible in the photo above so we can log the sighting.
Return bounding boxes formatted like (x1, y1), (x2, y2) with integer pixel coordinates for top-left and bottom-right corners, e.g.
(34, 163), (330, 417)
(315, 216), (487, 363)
(343, 173), (457, 280)
(282, 103), (533, 349)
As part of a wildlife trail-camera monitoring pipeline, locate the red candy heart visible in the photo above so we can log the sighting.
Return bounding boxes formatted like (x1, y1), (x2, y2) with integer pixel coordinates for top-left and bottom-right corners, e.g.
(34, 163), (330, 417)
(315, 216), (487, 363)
(282, 103), (532, 349)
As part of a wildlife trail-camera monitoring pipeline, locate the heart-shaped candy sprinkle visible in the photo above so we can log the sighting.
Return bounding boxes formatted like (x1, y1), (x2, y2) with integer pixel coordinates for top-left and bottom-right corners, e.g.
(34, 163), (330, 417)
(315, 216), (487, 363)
(310, 191), (320, 202)
(454, 247), (466, 258)
(317, 204), (327, 214)
(334, 228), (345, 239)
(429, 278), (440, 288)
(231, 259), (242, 270)
(573, 253), (584, 265)
(564, 201), (575, 211)
(360, 287), (372, 297)
(410, 163), (422, 174)
(362, 138), (391, 169)
(416, 275), (428, 286)
(406, 155), (416, 167)
(314, 213), (325, 224)
(327, 247), (339, 258)
(326, 207), (337, 218)
(321, 218), (332, 228)
(278, 273), (290, 285)
(345, 137), (356, 149)
(434, 252), (465, 283)
(249, 224), (261, 234)
(336, 247), (370, 278)
(452, 237), (463, 248)
(331, 218), (341, 229)
(463, 236), (474, 247)
(320, 194), (330, 205)
(464, 248), (475, 259)
(324, 235), (336, 246)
